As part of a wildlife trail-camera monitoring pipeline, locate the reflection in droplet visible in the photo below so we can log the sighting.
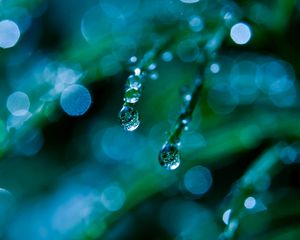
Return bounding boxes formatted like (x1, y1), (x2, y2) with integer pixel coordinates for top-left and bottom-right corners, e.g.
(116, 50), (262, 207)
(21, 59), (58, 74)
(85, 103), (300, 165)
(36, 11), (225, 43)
(159, 143), (181, 170)
(100, 184), (125, 212)
(6, 91), (30, 116)
(60, 84), (92, 116)
(0, 20), (21, 49)
(126, 75), (142, 90)
(124, 88), (141, 104)
(119, 105), (140, 131)
(184, 166), (213, 195)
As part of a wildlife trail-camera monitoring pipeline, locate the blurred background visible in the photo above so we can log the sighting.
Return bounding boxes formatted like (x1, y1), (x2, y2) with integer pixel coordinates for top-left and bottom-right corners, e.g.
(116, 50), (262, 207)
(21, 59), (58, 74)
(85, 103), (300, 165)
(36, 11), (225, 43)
(1, 0), (300, 239)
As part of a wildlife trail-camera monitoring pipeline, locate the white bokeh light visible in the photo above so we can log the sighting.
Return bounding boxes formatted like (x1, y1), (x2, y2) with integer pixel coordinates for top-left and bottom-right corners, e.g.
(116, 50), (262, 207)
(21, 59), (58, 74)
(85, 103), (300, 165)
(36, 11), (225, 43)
(222, 209), (232, 225)
(0, 20), (21, 49)
(244, 196), (256, 209)
(230, 22), (252, 45)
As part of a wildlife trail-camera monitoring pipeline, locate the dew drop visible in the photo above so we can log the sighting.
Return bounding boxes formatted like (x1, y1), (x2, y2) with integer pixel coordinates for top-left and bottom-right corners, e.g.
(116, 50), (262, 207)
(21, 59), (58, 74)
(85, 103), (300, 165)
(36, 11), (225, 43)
(119, 105), (140, 131)
(159, 143), (181, 170)
(181, 116), (191, 125)
(126, 75), (142, 90)
(124, 88), (141, 104)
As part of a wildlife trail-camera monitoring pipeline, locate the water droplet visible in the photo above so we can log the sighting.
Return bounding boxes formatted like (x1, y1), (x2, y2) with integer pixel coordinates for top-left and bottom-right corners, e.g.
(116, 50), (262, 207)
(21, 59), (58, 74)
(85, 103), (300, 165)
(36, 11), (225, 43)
(159, 143), (181, 170)
(119, 105), (140, 131)
(174, 137), (181, 147)
(180, 86), (192, 103)
(181, 117), (191, 125)
(124, 88), (141, 104)
(126, 75), (142, 90)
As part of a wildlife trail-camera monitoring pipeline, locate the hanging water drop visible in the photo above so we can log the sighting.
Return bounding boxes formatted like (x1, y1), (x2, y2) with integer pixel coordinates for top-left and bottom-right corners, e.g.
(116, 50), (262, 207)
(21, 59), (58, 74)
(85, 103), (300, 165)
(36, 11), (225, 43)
(126, 75), (142, 90)
(159, 142), (181, 170)
(119, 105), (140, 131)
(124, 88), (141, 104)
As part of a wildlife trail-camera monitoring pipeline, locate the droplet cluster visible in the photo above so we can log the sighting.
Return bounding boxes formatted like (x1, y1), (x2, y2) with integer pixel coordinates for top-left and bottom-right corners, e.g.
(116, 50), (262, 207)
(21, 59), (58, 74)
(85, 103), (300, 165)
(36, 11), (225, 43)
(119, 55), (158, 131)
(159, 143), (181, 170)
